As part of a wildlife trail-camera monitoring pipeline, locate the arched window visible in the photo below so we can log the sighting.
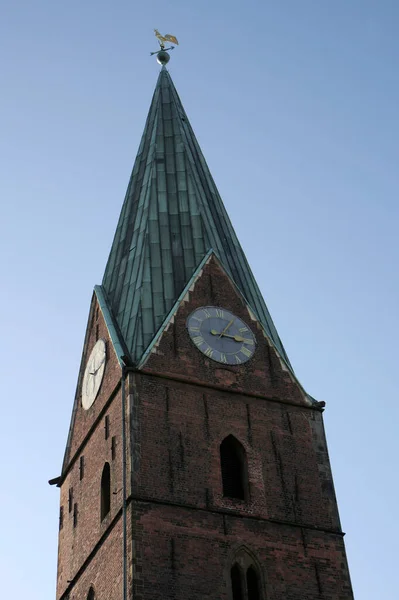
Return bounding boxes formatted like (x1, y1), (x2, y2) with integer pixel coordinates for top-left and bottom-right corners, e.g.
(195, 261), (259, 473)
(231, 564), (243, 600)
(228, 548), (263, 600)
(247, 566), (260, 600)
(87, 587), (95, 600)
(101, 462), (111, 520)
(220, 435), (248, 500)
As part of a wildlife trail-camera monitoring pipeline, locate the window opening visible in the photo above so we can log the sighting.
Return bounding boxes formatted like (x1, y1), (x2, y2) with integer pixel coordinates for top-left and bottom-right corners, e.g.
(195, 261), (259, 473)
(80, 455), (85, 480)
(247, 566), (260, 600)
(111, 436), (116, 460)
(68, 487), (73, 512)
(231, 564), (243, 600)
(105, 415), (110, 440)
(220, 436), (247, 500)
(87, 587), (95, 600)
(73, 503), (78, 527)
(101, 462), (111, 520)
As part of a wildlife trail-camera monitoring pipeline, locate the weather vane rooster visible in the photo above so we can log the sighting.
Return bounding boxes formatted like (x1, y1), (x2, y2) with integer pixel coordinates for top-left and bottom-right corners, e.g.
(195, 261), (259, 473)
(154, 29), (179, 50)
(150, 29), (179, 65)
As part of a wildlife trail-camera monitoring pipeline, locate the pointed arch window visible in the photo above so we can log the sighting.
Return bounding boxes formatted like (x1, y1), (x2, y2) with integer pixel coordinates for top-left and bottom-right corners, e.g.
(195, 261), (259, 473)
(87, 587), (95, 600)
(220, 435), (248, 501)
(100, 462), (111, 521)
(228, 548), (263, 600)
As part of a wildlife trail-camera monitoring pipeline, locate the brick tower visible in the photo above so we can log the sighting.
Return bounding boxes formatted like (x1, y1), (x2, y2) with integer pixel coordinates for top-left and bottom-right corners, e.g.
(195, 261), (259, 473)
(50, 58), (354, 600)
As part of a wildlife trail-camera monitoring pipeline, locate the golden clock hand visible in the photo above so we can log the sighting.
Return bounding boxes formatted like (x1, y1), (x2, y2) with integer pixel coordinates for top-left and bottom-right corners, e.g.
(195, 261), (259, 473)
(210, 330), (252, 344)
(211, 329), (239, 340)
(221, 333), (240, 341)
(219, 318), (234, 339)
(232, 336), (254, 344)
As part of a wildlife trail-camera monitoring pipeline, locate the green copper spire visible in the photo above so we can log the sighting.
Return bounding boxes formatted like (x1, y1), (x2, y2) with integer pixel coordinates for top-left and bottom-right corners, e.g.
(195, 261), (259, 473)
(101, 67), (292, 369)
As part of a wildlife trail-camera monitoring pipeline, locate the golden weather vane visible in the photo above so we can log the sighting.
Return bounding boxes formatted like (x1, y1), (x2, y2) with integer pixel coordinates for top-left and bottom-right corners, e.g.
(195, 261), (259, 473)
(151, 29), (179, 65)
(154, 29), (179, 49)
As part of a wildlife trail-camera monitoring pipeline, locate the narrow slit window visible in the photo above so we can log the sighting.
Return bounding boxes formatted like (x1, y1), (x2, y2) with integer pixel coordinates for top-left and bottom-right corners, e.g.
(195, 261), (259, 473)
(111, 436), (116, 460)
(73, 503), (78, 528)
(68, 487), (73, 512)
(101, 462), (111, 520)
(220, 436), (248, 500)
(105, 415), (110, 440)
(80, 455), (85, 480)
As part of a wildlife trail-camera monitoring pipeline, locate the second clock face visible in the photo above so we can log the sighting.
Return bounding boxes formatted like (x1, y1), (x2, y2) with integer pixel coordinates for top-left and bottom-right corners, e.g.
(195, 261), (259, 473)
(82, 339), (106, 410)
(186, 306), (256, 365)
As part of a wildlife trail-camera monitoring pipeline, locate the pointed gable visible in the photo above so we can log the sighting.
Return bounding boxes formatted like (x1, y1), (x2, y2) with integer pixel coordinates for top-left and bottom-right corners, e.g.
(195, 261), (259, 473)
(101, 67), (292, 370)
(137, 253), (310, 407)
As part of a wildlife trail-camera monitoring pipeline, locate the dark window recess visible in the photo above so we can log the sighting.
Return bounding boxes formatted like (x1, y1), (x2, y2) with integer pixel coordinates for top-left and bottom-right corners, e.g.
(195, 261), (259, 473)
(104, 415), (110, 440)
(59, 506), (64, 530)
(231, 564), (243, 600)
(111, 436), (116, 460)
(220, 436), (248, 500)
(73, 503), (78, 528)
(87, 587), (95, 600)
(68, 487), (73, 512)
(247, 567), (260, 600)
(101, 462), (111, 520)
(80, 455), (85, 480)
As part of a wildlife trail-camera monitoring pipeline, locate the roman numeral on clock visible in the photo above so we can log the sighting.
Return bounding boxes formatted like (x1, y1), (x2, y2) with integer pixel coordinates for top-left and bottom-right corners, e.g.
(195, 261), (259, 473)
(241, 346), (252, 358)
(189, 327), (200, 333)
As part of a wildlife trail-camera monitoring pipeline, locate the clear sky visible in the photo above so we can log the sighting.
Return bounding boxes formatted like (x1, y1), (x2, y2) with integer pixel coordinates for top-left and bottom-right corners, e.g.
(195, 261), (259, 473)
(1, 1), (398, 598)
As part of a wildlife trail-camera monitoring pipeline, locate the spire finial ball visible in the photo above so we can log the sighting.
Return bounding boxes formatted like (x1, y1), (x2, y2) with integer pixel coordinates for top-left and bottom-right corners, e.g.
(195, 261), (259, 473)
(157, 50), (170, 66)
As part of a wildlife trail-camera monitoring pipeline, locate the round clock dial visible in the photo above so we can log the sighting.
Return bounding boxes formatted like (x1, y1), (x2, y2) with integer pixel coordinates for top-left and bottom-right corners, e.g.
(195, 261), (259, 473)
(82, 339), (107, 410)
(186, 306), (256, 365)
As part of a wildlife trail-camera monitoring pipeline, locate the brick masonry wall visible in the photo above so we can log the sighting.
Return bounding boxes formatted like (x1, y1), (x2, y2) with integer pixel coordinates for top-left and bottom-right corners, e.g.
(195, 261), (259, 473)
(131, 502), (352, 600)
(58, 518), (125, 600)
(128, 256), (353, 599)
(56, 295), (130, 599)
(55, 256), (353, 599)
(132, 375), (340, 531)
(57, 386), (124, 597)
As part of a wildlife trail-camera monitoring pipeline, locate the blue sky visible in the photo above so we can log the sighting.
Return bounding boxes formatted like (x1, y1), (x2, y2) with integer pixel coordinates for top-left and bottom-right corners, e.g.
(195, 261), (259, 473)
(1, 1), (398, 598)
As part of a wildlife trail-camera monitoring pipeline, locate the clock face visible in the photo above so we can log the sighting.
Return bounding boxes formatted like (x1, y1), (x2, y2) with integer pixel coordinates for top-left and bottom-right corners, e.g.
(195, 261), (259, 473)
(82, 339), (107, 410)
(186, 306), (256, 365)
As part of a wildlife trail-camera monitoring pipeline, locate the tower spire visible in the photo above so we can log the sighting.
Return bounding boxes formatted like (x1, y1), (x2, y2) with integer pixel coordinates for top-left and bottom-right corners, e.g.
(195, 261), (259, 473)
(100, 68), (292, 370)
(53, 53), (354, 600)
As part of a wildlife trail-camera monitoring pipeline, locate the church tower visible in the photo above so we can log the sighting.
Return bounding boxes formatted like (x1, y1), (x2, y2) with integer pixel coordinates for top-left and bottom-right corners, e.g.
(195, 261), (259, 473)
(51, 54), (354, 600)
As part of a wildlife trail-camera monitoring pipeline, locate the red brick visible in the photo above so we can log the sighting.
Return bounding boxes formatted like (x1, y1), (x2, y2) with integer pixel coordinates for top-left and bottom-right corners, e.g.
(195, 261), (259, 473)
(55, 258), (353, 599)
